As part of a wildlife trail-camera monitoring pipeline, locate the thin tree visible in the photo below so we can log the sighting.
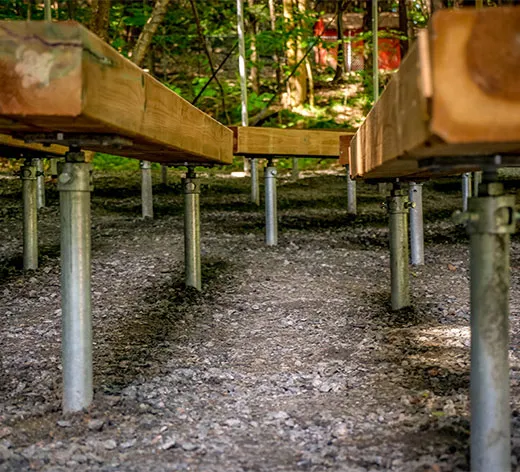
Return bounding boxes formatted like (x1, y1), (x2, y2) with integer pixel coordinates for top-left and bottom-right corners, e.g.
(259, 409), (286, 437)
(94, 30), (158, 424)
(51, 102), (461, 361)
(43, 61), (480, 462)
(188, 0), (229, 123)
(247, 0), (260, 94)
(268, 0), (282, 87)
(333, 0), (347, 82)
(90, 0), (111, 41)
(66, 0), (77, 20)
(283, 0), (308, 107)
(398, 0), (408, 57)
(132, 0), (171, 67)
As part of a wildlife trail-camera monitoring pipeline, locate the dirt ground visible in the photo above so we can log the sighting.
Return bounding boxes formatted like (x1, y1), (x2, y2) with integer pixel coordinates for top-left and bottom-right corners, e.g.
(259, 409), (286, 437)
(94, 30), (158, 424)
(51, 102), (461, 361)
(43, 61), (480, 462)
(1, 167), (520, 472)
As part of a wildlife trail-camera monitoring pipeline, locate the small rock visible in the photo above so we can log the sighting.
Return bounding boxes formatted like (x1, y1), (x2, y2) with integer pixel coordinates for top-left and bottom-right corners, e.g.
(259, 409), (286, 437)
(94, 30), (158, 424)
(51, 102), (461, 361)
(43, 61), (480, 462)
(57, 420), (72, 428)
(0, 445), (14, 461)
(87, 419), (105, 431)
(319, 382), (332, 393)
(443, 399), (456, 417)
(224, 419), (242, 428)
(181, 442), (198, 451)
(160, 437), (176, 450)
(103, 439), (117, 450)
(0, 427), (11, 439)
(331, 422), (349, 438)
(270, 411), (289, 420)
(120, 439), (137, 450)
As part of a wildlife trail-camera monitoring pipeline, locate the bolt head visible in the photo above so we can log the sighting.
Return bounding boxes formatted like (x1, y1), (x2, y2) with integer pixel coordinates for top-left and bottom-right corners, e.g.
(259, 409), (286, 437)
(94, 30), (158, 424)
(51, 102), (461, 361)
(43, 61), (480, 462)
(58, 173), (72, 184)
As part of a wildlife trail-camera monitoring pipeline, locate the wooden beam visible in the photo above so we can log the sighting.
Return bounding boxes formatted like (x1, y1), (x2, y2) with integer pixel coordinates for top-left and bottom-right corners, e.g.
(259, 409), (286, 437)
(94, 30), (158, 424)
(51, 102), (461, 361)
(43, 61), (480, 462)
(349, 7), (520, 180)
(233, 127), (354, 158)
(0, 133), (67, 158)
(0, 21), (233, 165)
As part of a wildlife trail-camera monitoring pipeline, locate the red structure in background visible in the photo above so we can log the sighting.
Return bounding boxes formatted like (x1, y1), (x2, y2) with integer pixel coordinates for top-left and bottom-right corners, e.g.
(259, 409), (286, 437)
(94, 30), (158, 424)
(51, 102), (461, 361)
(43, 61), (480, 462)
(313, 16), (401, 72)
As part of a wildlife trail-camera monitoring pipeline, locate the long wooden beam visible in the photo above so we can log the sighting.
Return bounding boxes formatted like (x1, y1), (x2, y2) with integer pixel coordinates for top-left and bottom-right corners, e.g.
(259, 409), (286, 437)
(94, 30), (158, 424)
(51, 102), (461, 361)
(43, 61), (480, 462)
(0, 21), (233, 165)
(233, 127), (354, 158)
(0, 133), (67, 158)
(348, 7), (520, 180)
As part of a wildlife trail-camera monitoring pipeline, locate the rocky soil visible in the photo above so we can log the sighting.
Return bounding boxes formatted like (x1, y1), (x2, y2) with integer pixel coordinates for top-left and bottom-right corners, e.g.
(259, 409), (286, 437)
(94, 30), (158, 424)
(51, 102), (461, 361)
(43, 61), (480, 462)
(1, 168), (520, 472)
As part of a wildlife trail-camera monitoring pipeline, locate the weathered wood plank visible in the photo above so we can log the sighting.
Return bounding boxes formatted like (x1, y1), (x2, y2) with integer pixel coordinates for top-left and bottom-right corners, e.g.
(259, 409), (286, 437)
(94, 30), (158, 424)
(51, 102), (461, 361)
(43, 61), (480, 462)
(0, 133), (67, 158)
(349, 7), (520, 180)
(233, 127), (354, 158)
(0, 21), (233, 165)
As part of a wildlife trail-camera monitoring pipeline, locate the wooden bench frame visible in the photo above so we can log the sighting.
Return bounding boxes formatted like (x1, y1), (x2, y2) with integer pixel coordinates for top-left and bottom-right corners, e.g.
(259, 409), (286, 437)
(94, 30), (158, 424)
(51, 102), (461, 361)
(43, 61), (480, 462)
(0, 20), (234, 413)
(347, 7), (520, 469)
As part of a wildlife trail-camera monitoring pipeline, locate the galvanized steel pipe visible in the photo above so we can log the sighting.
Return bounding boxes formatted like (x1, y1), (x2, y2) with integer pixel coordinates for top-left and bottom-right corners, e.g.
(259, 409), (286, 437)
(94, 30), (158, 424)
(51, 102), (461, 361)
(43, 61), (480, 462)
(473, 171), (482, 197)
(183, 169), (201, 290)
(35, 158), (46, 209)
(58, 153), (93, 413)
(141, 160), (153, 219)
(265, 163), (278, 246)
(387, 184), (410, 310)
(409, 182), (424, 265)
(462, 172), (472, 212)
(21, 160), (38, 270)
(292, 158), (299, 180)
(466, 181), (513, 471)
(161, 165), (168, 186)
(250, 159), (260, 205)
(346, 164), (357, 215)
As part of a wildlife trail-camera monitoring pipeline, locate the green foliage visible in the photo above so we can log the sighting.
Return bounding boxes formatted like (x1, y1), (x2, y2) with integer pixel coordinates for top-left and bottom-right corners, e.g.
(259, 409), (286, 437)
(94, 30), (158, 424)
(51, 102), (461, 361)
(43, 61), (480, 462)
(93, 153), (138, 172)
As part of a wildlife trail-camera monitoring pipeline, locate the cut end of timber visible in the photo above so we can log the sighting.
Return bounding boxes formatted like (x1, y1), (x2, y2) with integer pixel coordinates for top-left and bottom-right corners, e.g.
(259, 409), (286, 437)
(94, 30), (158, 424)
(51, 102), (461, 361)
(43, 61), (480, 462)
(0, 21), (83, 118)
(431, 7), (520, 143)
(0, 21), (233, 165)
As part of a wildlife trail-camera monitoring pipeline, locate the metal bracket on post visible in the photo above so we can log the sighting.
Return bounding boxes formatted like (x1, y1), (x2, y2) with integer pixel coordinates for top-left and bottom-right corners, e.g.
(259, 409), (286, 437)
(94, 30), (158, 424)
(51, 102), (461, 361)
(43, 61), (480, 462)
(183, 166), (201, 290)
(140, 160), (153, 219)
(456, 176), (515, 471)
(345, 164), (357, 215)
(265, 157), (278, 246)
(21, 159), (38, 270)
(58, 148), (93, 413)
(386, 182), (414, 310)
(409, 182), (424, 265)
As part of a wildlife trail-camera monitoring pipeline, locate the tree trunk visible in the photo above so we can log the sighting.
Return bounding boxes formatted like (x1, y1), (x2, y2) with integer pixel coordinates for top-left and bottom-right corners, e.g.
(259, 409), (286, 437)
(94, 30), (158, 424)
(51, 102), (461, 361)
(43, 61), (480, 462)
(188, 0), (229, 122)
(89, 0), (111, 42)
(132, 0), (171, 68)
(268, 0), (282, 87)
(305, 58), (314, 107)
(67, 0), (77, 20)
(247, 0), (260, 94)
(363, 0), (373, 72)
(283, 0), (308, 108)
(398, 0), (408, 58)
(333, 0), (346, 82)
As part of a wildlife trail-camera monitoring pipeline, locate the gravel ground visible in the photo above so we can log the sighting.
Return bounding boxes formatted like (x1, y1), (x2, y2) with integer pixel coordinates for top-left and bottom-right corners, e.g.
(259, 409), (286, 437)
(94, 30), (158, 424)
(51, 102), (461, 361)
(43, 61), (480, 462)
(1, 168), (520, 472)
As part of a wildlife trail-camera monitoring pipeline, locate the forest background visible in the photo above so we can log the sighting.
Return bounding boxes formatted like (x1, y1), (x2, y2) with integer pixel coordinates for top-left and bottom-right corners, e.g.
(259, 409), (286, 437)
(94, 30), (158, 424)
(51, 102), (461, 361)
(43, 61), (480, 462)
(1, 0), (438, 172)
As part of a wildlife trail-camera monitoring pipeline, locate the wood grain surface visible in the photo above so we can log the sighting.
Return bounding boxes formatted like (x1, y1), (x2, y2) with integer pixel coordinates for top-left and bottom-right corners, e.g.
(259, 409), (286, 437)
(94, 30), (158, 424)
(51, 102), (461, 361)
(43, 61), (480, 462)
(0, 21), (233, 165)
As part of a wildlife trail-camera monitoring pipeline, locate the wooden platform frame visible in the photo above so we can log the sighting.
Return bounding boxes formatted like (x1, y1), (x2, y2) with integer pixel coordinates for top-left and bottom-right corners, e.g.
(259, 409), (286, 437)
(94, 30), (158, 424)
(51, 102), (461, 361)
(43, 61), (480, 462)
(0, 133), (67, 159)
(232, 127), (354, 158)
(348, 7), (520, 180)
(0, 21), (233, 165)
